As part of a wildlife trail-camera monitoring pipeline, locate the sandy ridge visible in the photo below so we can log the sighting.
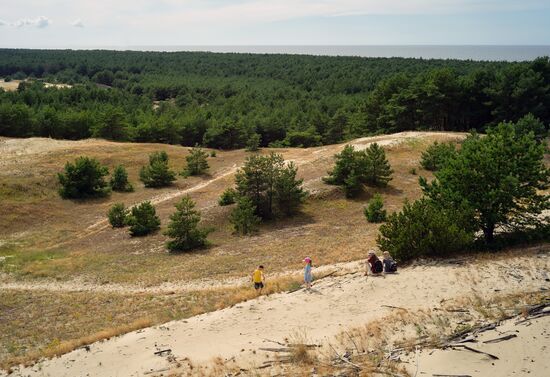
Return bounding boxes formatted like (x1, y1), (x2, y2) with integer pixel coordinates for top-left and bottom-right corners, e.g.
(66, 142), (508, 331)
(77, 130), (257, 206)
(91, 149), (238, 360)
(7, 252), (549, 377)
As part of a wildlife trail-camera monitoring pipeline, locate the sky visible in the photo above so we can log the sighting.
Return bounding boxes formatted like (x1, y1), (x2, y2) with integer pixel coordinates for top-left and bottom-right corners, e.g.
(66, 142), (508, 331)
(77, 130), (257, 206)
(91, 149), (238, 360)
(1, 0), (550, 48)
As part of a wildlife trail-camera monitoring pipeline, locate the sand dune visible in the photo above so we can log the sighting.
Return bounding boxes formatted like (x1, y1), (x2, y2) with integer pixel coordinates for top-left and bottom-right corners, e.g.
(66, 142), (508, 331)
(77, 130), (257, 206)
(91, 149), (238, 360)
(8, 251), (549, 377)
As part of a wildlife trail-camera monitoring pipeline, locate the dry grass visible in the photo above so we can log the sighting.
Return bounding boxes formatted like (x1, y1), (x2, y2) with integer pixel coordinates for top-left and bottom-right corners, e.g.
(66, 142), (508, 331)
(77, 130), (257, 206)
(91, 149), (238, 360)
(266, 290), (549, 377)
(0, 274), (303, 370)
(1, 134), (450, 286)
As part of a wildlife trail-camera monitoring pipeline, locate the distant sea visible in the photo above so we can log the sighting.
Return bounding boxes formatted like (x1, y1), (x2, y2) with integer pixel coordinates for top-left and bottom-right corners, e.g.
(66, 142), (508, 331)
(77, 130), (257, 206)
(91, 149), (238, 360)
(120, 45), (550, 62)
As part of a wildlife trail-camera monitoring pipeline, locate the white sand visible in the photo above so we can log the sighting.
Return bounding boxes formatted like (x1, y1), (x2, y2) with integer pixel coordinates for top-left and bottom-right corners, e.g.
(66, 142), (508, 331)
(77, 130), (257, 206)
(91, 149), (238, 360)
(7, 252), (549, 377)
(406, 315), (550, 377)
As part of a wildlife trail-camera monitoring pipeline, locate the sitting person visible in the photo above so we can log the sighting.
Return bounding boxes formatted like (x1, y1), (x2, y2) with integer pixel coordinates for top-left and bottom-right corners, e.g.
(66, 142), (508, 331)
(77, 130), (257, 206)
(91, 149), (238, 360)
(382, 251), (398, 273)
(366, 250), (384, 275)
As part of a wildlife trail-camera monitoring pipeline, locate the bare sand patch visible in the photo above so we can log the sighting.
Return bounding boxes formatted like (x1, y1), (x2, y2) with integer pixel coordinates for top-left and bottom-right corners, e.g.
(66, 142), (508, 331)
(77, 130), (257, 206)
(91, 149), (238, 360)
(7, 251), (549, 377)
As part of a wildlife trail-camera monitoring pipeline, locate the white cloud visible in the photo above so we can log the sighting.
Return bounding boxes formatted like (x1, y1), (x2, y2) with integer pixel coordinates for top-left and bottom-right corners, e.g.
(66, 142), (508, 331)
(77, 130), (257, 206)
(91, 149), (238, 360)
(0, 19), (7, 26)
(71, 18), (84, 27)
(11, 16), (51, 28)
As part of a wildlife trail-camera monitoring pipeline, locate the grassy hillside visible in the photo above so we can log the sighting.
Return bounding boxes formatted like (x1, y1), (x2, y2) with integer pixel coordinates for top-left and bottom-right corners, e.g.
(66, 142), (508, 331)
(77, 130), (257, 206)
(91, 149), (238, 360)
(0, 132), (474, 367)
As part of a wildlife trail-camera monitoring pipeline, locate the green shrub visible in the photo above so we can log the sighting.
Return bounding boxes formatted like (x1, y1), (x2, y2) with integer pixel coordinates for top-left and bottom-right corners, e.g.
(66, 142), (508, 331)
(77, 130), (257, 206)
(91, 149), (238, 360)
(165, 196), (211, 252)
(363, 143), (393, 187)
(420, 141), (457, 171)
(107, 203), (128, 228)
(110, 165), (134, 192)
(218, 187), (237, 206)
(409, 167), (417, 175)
(364, 194), (387, 223)
(377, 199), (474, 261)
(230, 196), (261, 235)
(324, 143), (393, 197)
(139, 151), (176, 188)
(421, 121), (549, 244)
(210, 151), (217, 158)
(184, 145), (209, 176)
(58, 156), (110, 199)
(126, 201), (161, 236)
(236, 153), (306, 219)
(274, 162), (307, 216)
(246, 133), (261, 152)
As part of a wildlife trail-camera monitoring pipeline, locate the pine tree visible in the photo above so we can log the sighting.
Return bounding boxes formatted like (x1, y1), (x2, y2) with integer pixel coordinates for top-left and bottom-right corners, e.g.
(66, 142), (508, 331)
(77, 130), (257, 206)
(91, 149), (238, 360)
(184, 145), (209, 176)
(218, 187), (237, 206)
(126, 201), (161, 236)
(107, 202), (128, 228)
(422, 121), (549, 243)
(323, 145), (357, 185)
(420, 141), (457, 171)
(110, 165), (134, 192)
(58, 156), (110, 199)
(275, 162), (306, 216)
(235, 153), (283, 218)
(364, 143), (393, 187)
(364, 194), (387, 223)
(230, 196), (261, 235)
(165, 196), (211, 252)
(246, 133), (261, 152)
(139, 151), (176, 188)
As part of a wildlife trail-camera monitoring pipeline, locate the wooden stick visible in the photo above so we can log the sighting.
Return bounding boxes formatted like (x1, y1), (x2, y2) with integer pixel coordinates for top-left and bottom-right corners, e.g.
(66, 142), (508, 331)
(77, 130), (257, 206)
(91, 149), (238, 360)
(382, 305), (407, 310)
(450, 345), (499, 360)
(328, 343), (361, 370)
(262, 338), (286, 346)
(153, 349), (171, 355)
(483, 334), (517, 344)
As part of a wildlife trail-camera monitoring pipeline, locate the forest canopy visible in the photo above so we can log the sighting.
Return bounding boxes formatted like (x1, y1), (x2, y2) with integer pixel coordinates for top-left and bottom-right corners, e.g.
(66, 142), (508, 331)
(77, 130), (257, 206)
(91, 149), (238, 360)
(0, 49), (548, 148)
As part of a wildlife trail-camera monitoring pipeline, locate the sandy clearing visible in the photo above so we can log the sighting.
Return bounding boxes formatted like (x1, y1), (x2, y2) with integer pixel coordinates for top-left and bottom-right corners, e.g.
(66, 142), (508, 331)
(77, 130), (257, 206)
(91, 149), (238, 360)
(7, 252), (549, 377)
(405, 315), (550, 377)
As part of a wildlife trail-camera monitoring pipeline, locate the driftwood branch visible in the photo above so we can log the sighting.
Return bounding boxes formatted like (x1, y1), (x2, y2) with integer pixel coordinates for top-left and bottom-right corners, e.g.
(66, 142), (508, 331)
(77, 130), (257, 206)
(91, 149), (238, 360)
(153, 349), (171, 356)
(483, 334), (517, 344)
(382, 305), (407, 311)
(450, 345), (499, 360)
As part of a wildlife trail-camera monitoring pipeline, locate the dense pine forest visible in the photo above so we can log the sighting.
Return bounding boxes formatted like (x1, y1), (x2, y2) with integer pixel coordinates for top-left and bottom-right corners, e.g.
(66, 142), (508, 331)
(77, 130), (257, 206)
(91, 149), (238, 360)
(0, 49), (549, 148)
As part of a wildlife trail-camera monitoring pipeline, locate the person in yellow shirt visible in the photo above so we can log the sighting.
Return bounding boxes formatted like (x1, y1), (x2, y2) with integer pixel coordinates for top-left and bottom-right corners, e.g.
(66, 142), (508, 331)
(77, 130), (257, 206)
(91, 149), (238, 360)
(252, 265), (265, 295)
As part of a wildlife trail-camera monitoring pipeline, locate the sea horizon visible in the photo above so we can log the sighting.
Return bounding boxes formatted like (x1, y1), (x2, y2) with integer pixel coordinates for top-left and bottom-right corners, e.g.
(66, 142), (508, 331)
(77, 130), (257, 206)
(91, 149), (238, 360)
(2, 45), (550, 61)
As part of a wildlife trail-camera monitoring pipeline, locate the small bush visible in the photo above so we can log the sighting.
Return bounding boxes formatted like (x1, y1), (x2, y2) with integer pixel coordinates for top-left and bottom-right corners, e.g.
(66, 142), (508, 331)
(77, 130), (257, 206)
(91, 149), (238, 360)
(364, 194), (387, 223)
(210, 150), (217, 158)
(110, 165), (134, 192)
(420, 141), (457, 171)
(139, 151), (176, 188)
(245, 133), (261, 152)
(126, 201), (160, 236)
(377, 199), (474, 261)
(230, 196), (261, 235)
(58, 156), (110, 199)
(107, 203), (128, 228)
(409, 167), (417, 175)
(218, 187), (237, 206)
(184, 145), (209, 176)
(165, 196), (211, 252)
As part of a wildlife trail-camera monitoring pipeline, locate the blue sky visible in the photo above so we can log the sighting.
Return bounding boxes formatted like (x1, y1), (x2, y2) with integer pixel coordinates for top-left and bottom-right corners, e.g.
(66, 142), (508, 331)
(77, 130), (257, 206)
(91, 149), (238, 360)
(1, 0), (549, 47)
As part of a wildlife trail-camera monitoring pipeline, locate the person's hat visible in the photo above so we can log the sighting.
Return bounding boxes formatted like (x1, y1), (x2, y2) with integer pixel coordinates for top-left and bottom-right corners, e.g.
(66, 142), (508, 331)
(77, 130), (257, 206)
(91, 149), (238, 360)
(303, 257), (312, 263)
(367, 250), (375, 255)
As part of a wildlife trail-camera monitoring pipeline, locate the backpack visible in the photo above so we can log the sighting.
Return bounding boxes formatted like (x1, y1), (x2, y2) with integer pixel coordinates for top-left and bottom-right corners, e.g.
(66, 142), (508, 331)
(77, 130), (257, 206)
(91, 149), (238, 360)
(388, 262), (397, 273)
(372, 260), (383, 274)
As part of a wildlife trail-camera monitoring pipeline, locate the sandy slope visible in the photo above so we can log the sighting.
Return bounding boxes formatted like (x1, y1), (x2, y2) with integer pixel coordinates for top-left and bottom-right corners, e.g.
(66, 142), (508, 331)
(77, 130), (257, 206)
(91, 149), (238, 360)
(8, 251), (549, 377)
(406, 315), (550, 377)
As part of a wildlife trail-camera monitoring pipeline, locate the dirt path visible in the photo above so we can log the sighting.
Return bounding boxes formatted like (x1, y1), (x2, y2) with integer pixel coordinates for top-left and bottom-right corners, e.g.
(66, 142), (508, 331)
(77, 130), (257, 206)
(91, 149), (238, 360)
(0, 260), (356, 294)
(8, 252), (549, 377)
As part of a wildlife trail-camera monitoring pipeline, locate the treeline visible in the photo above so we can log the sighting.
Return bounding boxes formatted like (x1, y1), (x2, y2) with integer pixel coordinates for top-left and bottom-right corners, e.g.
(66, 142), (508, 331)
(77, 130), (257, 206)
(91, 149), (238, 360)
(0, 49), (548, 148)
